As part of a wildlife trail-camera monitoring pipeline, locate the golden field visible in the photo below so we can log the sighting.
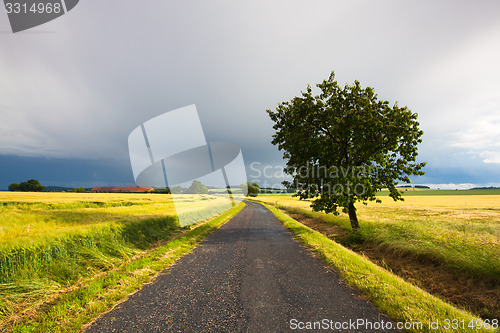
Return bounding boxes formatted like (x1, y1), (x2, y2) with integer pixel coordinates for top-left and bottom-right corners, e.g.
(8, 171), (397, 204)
(256, 193), (500, 319)
(0, 192), (232, 249)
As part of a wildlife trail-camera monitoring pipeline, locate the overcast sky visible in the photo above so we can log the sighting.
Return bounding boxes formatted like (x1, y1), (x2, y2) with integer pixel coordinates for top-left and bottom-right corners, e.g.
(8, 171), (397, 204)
(1, 0), (500, 189)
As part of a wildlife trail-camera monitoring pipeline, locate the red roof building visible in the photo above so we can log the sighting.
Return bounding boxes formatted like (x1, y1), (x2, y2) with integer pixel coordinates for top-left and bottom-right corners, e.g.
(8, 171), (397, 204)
(91, 186), (154, 193)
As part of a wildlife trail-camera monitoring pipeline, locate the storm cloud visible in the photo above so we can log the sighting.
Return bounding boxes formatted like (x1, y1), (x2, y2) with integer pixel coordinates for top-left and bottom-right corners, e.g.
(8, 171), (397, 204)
(1, 0), (500, 189)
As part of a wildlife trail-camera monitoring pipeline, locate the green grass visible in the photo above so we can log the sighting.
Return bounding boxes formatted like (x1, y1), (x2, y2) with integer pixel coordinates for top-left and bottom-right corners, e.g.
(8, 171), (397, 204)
(1, 202), (244, 332)
(279, 205), (499, 278)
(254, 194), (500, 319)
(265, 204), (497, 333)
(256, 195), (500, 278)
(0, 193), (232, 247)
(0, 192), (242, 332)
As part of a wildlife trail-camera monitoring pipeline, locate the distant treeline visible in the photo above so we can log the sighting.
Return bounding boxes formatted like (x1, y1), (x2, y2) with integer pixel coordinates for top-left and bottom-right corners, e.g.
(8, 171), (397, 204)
(396, 185), (431, 189)
(44, 186), (92, 192)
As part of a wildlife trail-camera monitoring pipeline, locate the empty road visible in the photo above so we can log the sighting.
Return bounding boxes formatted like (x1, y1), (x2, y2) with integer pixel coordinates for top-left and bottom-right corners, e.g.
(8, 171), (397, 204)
(85, 201), (397, 332)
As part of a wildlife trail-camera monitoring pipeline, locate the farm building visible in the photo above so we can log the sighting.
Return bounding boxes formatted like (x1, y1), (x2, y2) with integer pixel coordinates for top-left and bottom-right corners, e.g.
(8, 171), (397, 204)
(91, 186), (154, 193)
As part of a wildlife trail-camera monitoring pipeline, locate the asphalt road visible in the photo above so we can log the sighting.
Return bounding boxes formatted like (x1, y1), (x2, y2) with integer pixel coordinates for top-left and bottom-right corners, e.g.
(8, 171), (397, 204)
(85, 201), (398, 333)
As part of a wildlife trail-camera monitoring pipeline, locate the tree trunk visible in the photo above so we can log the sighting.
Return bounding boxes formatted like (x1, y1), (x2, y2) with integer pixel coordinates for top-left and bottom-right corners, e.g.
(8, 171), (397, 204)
(348, 202), (360, 230)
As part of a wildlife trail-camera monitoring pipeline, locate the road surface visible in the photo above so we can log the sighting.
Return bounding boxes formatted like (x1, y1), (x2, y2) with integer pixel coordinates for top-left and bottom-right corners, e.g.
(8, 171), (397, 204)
(85, 201), (397, 332)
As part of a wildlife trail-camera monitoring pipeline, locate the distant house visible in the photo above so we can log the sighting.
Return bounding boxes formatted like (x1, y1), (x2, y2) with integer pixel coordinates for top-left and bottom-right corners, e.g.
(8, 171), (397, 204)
(91, 186), (154, 193)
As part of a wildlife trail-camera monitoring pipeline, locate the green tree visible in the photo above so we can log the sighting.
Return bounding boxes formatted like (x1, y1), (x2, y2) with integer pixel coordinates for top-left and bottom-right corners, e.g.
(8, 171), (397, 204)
(9, 179), (45, 192)
(240, 182), (260, 197)
(186, 180), (208, 194)
(267, 71), (425, 230)
(170, 185), (183, 194)
(71, 187), (87, 193)
(8, 183), (20, 191)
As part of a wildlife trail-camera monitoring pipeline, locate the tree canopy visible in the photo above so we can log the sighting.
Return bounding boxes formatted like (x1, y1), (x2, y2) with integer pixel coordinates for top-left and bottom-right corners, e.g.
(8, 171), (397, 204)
(186, 180), (208, 194)
(267, 71), (425, 230)
(240, 182), (260, 197)
(8, 179), (45, 192)
(169, 185), (183, 194)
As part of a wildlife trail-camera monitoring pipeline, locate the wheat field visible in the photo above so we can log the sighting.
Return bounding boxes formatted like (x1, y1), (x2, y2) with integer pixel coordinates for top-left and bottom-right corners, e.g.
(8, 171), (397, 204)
(0, 192), (234, 324)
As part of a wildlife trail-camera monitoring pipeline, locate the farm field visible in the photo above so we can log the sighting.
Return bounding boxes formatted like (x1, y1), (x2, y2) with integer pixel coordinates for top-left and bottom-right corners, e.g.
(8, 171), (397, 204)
(0, 192), (236, 330)
(0, 192), (232, 248)
(255, 193), (500, 319)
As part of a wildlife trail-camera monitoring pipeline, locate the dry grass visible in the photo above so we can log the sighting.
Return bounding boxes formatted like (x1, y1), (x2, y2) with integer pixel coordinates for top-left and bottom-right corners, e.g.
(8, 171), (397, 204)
(256, 194), (500, 319)
(267, 204), (496, 333)
(0, 192), (231, 249)
(0, 192), (236, 329)
(2, 203), (245, 332)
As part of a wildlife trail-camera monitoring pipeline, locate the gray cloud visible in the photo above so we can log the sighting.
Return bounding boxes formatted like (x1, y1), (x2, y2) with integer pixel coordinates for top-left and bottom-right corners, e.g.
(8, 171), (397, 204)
(1, 0), (500, 187)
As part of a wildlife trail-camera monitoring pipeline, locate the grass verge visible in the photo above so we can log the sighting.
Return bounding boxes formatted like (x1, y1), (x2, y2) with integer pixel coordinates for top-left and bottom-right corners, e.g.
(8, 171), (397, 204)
(264, 203), (498, 333)
(2, 202), (245, 333)
(270, 204), (500, 278)
(277, 205), (499, 319)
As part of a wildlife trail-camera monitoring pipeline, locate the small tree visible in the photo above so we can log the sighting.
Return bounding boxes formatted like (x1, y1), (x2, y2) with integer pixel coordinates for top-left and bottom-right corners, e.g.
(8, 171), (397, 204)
(71, 187), (87, 193)
(170, 185), (183, 194)
(267, 71), (425, 230)
(240, 182), (260, 197)
(186, 180), (208, 194)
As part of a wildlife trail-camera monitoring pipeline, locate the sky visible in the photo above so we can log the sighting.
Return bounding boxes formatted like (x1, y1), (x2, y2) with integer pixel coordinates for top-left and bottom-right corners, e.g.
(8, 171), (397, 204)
(1, 0), (500, 190)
